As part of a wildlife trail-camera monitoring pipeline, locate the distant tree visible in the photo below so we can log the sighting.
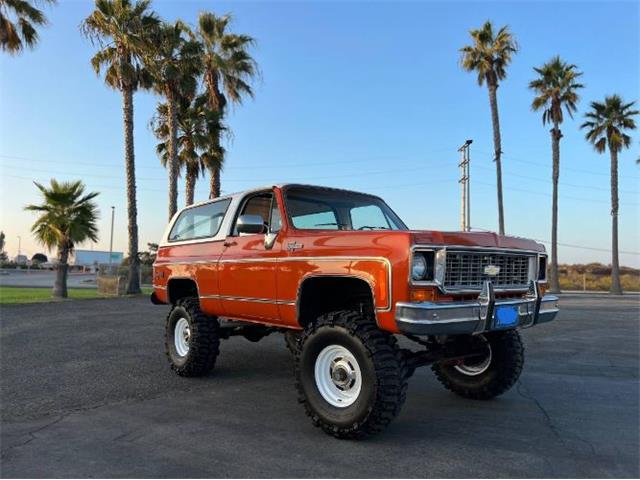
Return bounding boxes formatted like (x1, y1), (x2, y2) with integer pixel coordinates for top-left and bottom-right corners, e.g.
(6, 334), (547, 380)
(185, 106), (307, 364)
(0, 0), (56, 54)
(529, 56), (584, 293)
(581, 95), (638, 294)
(31, 253), (48, 264)
(460, 21), (517, 235)
(81, 0), (159, 294)
(196, 12), (257, 198)
(25, 180), (99, 298)
(0, 230), (6, 261)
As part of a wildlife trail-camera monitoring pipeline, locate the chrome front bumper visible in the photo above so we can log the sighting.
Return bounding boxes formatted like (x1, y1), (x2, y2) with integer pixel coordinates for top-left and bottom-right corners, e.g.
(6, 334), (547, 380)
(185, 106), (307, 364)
(396, 280), (559, 336)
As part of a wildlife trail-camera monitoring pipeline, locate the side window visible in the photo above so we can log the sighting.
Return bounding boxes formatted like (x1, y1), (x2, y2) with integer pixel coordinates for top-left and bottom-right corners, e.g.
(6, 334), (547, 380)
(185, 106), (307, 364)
(350, 205), (391, 230)
(234, 192), (272, 235)
(169, 199), (231, 242)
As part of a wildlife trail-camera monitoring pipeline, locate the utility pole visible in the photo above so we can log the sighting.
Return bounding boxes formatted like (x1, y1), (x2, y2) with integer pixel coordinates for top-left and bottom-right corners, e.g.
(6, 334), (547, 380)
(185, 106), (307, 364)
(457, 139), (473, 231)
(109, 206), (115, 269)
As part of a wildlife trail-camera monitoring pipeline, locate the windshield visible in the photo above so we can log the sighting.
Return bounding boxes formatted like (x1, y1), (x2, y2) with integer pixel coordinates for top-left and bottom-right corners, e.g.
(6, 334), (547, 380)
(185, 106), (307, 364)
(284, 186), (407, 231)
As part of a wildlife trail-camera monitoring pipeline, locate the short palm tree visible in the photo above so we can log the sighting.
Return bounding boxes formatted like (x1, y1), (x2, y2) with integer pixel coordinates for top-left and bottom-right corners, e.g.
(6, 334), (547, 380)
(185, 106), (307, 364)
(0, 0), (55, 54)
(196, 12), (257, 198)
(153, 96), (225, 205)
(25, 180), (99, 299)
(529, 56), (584, 293)
(81, 0), (159, 294)
(460, 20), (517, 235)
(581, 95), (638, 294)
(145, 21), (202, 219)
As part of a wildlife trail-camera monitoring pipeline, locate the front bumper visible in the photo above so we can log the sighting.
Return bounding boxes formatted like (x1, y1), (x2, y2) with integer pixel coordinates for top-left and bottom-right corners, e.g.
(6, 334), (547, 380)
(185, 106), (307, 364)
(396, 280), (558, 336)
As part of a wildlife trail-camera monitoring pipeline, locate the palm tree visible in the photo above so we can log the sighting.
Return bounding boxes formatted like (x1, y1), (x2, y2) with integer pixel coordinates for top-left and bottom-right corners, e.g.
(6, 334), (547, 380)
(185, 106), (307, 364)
(81, 0), (159, 294)
(529, 56), (584, 293)
(196, 12), (257, 198)
(25, 180), (99, 299)
(153, 95), (226, 205)
(581, 95), (638, 294)
(460, 21), (517, 235)
(0, 0), (56, 54)
(145, 21), (201, 219)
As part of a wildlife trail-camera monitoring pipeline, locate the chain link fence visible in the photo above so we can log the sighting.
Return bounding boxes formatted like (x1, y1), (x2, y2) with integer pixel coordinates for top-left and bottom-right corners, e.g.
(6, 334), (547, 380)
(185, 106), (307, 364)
(96, 264), (153, 295)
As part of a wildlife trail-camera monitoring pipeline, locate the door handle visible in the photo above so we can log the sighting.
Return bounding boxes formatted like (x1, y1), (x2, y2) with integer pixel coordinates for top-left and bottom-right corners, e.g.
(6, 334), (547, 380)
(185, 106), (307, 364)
(223, 240), (237, 247)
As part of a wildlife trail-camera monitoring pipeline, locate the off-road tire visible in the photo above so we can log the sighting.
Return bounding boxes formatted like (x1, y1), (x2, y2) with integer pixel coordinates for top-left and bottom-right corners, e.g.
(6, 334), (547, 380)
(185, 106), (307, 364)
(432, 330), (524, 400)
(294, 310), (408, 439)
(165, 297), (220, 377)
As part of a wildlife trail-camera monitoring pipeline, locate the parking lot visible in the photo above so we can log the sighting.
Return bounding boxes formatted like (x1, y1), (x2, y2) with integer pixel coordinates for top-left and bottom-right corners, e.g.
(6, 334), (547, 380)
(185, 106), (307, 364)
(1, 295), (638, 478)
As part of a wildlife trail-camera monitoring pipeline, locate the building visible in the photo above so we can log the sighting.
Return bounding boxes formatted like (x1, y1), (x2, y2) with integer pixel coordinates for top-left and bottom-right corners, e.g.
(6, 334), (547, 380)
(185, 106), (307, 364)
(70, 250), (124, 271)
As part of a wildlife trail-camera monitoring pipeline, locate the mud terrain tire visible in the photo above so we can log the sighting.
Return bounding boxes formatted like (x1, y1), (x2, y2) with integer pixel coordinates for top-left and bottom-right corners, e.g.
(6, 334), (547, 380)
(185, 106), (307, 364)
(295, 310), (407, 439)
(432, 330), (524, 400)
(165, 297), (220, 377)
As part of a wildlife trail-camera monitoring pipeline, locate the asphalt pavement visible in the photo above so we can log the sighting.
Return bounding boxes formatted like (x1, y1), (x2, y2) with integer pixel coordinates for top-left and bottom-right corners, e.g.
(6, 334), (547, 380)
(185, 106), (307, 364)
(0, 270), (97, 289)
(1, 295), (638, 478)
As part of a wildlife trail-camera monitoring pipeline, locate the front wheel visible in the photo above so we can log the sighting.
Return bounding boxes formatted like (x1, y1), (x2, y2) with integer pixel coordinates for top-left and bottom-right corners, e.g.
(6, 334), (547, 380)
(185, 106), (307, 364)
(295, 310), (407, 439)
(165, 298), (220, 377)
(432, 330), (524, 400)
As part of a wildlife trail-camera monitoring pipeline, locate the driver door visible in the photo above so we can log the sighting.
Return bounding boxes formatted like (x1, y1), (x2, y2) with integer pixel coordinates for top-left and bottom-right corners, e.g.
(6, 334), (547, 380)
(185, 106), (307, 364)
(218, 190), (282, 321)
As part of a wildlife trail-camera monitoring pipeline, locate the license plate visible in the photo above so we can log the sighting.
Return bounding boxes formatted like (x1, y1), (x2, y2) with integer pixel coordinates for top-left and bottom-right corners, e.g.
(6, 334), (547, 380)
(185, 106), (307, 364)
(495, 305), (518, 328)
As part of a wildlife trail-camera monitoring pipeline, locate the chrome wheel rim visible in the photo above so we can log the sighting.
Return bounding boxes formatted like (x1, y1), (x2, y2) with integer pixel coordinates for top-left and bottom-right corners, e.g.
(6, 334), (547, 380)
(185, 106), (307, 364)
(454, 340), (492, 376)
(314, 344), (362, 408)
(174, 318), (190, 357)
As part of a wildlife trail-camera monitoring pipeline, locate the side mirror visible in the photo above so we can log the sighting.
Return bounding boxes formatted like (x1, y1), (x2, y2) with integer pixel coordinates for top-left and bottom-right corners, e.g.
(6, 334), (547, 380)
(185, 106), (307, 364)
(236, 214), (265, 234)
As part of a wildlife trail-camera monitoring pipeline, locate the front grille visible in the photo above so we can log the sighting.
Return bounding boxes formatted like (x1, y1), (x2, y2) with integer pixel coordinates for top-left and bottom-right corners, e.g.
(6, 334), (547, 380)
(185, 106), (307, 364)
(444, 251), (531, 290)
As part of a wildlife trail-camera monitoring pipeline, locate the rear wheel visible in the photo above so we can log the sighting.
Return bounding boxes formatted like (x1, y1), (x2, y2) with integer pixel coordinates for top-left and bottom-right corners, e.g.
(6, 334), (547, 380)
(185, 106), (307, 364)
(295, 310), (407, 439)
(432, 330), (524, 400)
(165, 298), (220, 377)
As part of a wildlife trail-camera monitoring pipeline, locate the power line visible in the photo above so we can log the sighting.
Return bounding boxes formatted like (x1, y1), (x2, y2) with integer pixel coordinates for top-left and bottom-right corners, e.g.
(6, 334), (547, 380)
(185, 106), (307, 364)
(475, 149), (640, 181)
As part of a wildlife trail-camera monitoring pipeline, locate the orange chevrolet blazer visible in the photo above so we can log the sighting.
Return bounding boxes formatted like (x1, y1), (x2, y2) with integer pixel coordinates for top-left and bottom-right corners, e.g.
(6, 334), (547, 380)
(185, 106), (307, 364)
(152, 184), (559, 438)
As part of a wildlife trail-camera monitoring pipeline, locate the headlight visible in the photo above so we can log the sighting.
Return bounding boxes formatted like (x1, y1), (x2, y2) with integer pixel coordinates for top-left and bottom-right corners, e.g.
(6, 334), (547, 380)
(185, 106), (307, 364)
(411, 254), (427, 280)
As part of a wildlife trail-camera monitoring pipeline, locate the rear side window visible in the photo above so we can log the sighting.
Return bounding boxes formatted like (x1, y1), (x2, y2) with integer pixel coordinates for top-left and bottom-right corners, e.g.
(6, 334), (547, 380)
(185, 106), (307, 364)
(168, 199), (231, 242)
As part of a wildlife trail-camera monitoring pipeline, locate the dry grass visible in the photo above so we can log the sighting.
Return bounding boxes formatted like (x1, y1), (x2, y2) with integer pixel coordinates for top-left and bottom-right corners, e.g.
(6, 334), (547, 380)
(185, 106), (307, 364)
(558, 263), (640, 292)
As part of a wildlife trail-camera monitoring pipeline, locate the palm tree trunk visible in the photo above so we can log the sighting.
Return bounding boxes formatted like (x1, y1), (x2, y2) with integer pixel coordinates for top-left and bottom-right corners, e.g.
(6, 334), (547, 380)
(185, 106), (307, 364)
(167, 90), (179, 220)
(549, 125), (562, 293)
(53, 243), (69, 299)
(205, 71), (225, 199)
(185, 165), (196, 206)
(123, 86), (140, 294)
(209, 165), (221, 198)
(487, 82), (505, 235)
(610, 148), (622, 294)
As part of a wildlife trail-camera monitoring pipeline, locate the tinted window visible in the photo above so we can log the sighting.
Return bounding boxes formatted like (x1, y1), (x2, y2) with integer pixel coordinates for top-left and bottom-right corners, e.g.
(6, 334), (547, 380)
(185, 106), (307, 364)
(169, 200), (230, 241)
(234, 192), (272, 235)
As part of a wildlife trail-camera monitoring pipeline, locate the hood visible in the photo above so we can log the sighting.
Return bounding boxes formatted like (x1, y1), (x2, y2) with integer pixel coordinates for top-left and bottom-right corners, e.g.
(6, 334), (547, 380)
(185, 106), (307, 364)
(410, 230), (545, 253)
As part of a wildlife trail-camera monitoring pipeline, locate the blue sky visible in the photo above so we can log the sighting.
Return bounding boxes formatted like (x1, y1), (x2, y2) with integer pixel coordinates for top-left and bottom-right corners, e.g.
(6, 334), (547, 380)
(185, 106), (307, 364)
(1, 0), (639, 266)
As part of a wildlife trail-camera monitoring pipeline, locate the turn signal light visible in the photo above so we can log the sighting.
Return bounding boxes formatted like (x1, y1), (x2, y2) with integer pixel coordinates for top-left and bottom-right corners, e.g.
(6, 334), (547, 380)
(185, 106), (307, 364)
(410, 288), (436, 303)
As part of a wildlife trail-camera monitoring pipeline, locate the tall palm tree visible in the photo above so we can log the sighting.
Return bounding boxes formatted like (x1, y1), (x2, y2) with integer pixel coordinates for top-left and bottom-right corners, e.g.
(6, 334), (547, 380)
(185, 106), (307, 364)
(0, 0), (56, 54)
(81, 0), (159, 294)
(581, 95), (638, 294)
(25, 180), (99, 299)
(145, 21), (202, 219)
(529, 56), (584, 293)
(460, 21), (517, 235)
(196, 12), (257, 198)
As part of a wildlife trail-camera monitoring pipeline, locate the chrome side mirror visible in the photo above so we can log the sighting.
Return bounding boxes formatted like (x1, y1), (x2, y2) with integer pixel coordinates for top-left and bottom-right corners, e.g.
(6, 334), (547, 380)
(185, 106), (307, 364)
(236, 214), (265, 234)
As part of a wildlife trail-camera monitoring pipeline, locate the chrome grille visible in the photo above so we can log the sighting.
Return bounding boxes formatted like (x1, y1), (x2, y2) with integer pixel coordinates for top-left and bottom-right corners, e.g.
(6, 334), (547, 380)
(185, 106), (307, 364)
(444, 251), (531, 290)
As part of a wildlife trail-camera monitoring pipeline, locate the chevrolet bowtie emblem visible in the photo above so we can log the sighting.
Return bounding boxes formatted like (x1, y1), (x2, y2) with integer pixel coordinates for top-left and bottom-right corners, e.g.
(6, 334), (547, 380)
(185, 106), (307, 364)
(484, 265), (500, 276)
